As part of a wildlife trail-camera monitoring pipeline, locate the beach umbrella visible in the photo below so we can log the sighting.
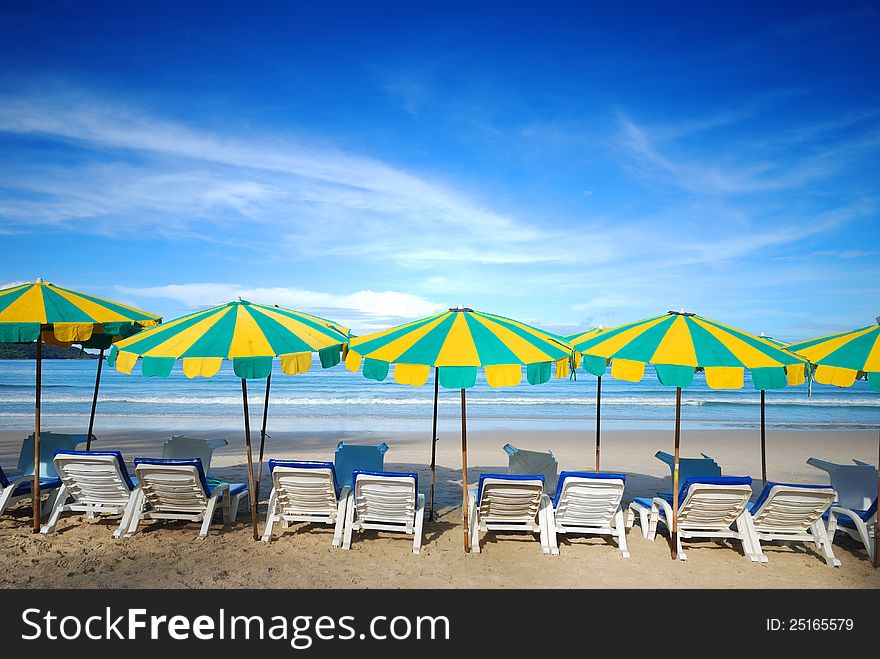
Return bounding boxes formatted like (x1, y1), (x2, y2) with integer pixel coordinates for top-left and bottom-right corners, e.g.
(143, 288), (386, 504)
(788, 318), (880, 568)
(107, 299), (349, 540)
(576, 310), (808, 559)
(0, 279), (161, 531)
(345, 306), (574, 552)
(566, 326), (608, 470)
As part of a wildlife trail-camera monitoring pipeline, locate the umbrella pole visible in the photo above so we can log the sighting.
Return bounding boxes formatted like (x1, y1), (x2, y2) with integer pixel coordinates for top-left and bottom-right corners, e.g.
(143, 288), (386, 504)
(671, 386), (682, 559)
(32, 338), (43, 533)
(595, 375), (602, 471)
(241, 379), (259, 541)
(760, 390), (766, 485)
(86, 348), (104, 451)
(255, 373), (271, 504)
(429, 367), (439, 521)
(460, 388), (469, 553)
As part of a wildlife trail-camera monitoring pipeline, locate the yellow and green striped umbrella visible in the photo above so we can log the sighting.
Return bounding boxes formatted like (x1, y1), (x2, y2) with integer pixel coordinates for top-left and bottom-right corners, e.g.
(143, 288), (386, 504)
(787, 321), (880, 391)
(0, 279), (160, 346)
(788, 319), (880, 568)
(575, 310), (808, 560)
(108, 299), (348, 378)
(346, 306), (573, 388)
(0, 279), (161, 532)
(565, 326), (609, 471)
(107, 299), (349, 541)
(346, 306), (573, 551)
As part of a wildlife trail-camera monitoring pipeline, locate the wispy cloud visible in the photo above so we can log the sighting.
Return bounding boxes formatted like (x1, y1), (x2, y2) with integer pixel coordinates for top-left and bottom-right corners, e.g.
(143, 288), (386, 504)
(116, 283), (446, 333)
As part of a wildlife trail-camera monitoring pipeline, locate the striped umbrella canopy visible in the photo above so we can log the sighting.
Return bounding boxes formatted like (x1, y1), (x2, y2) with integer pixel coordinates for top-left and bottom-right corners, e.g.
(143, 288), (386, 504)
(0, 279), (161, 532)
(576, 310), (808, 560)
(566, 326), (609, 471)
(107, 299), (349, 540)
(346, 306), (574, 551)
(788, 318), (880, 568)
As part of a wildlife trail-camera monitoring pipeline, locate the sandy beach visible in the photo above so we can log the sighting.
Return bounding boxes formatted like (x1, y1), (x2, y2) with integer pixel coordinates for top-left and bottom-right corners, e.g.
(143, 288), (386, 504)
(0, 426), (877, 589)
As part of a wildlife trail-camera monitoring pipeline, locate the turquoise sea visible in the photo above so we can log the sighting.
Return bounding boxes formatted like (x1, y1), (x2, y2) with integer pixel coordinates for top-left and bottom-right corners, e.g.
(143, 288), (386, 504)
(0, 359), (878, 434)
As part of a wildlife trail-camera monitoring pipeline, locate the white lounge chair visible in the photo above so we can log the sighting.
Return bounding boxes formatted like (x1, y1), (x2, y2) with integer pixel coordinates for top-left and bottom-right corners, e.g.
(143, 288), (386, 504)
(827, 498), (877, 563)
(0, 464), (62, 518)
(261, 460), (350, 546)
(341, 470), (424, 554)
(467, 474), (552, 555)
(545, 471), (629, 557)
(504, 443), (558, 494)
(40, 450), (139, 537)
(122, 458), (248, 539)
(625, 476), (762, 562)
(747, 482), (840, 566)
(161, 436), (228, 474)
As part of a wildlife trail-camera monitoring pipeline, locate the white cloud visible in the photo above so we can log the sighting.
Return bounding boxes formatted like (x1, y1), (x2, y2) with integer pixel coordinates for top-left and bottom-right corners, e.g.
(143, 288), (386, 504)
(116, 283), (446, 333)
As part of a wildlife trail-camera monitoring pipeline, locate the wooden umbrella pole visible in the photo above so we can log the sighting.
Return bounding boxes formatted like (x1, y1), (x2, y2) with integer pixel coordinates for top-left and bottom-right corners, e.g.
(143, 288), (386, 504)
(595, 375), (602, 471)
(760, 390), (767, 485)
(32, 338), (42, 533)
(255, 373), (271, 504)
(460, 388), (469, 553)
(671, 386), (682, 559)
(86, 348), (104, 451)
(241, 379), (259, 541)
(429, 367), (439, 521)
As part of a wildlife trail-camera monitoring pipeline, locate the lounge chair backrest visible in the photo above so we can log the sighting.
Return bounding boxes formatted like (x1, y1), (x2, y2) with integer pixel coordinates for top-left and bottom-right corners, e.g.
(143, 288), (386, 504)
(53, 450), (135, 506)
(268, 460), (341, 516)
(161, 436), (228, 473)
(18, 432), (87, 479)
(335, 442), (388, 489)
(353, 471), (417, 525)
(806, 458), (876, 510)
(133, 458), (211, 513)
(677, 476), (753, 529)
(655, 450), (721, 485)
(750, 483), (837, 531)
(504, 443), (558, 493)
(552, 472), (626, 526)
(477, 474), (544, 523)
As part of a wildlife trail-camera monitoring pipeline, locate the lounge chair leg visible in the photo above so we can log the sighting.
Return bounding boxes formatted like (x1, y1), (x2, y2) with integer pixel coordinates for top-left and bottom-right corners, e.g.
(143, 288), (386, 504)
(615, 509), (630, 558)
(467, 491), (480, 553)
(331, 486), (350, 548)
(538, 495), (553, 555)
(741, 513), (768, 563)
(413, 494), (425, 554)
(261, 490), (278, 543)
(341, 490), (355, 550)
(811, 520), (841, 567)
(121, 489), (144, 538)
(39, 484), (68, 534)
(200, 489), (224, 538)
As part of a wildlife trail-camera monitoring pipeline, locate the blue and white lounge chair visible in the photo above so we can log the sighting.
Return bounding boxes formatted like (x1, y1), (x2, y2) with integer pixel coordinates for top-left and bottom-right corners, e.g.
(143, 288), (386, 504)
(625, 476), (761, 561)
(122, 458), (248, 539)
(342, 470), (424, 554)
(40, 450), (139, 537)
(334, 441), (388, 489)
(0, 464), (62, 518)
(747, 482), (840, 566)
(261, 460), (350, 546)
(467, 474), (551, 555)
(545, 472), (629, 557)
(827, 497), (877, 564)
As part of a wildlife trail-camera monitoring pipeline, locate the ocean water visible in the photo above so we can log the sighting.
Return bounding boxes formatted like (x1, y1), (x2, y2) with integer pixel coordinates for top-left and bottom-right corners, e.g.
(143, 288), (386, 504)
(0, 359), (877, 433)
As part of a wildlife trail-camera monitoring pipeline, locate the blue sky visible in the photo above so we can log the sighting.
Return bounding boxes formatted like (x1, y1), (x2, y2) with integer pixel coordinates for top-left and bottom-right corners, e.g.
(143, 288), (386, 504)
(0, 1), (878, 341)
